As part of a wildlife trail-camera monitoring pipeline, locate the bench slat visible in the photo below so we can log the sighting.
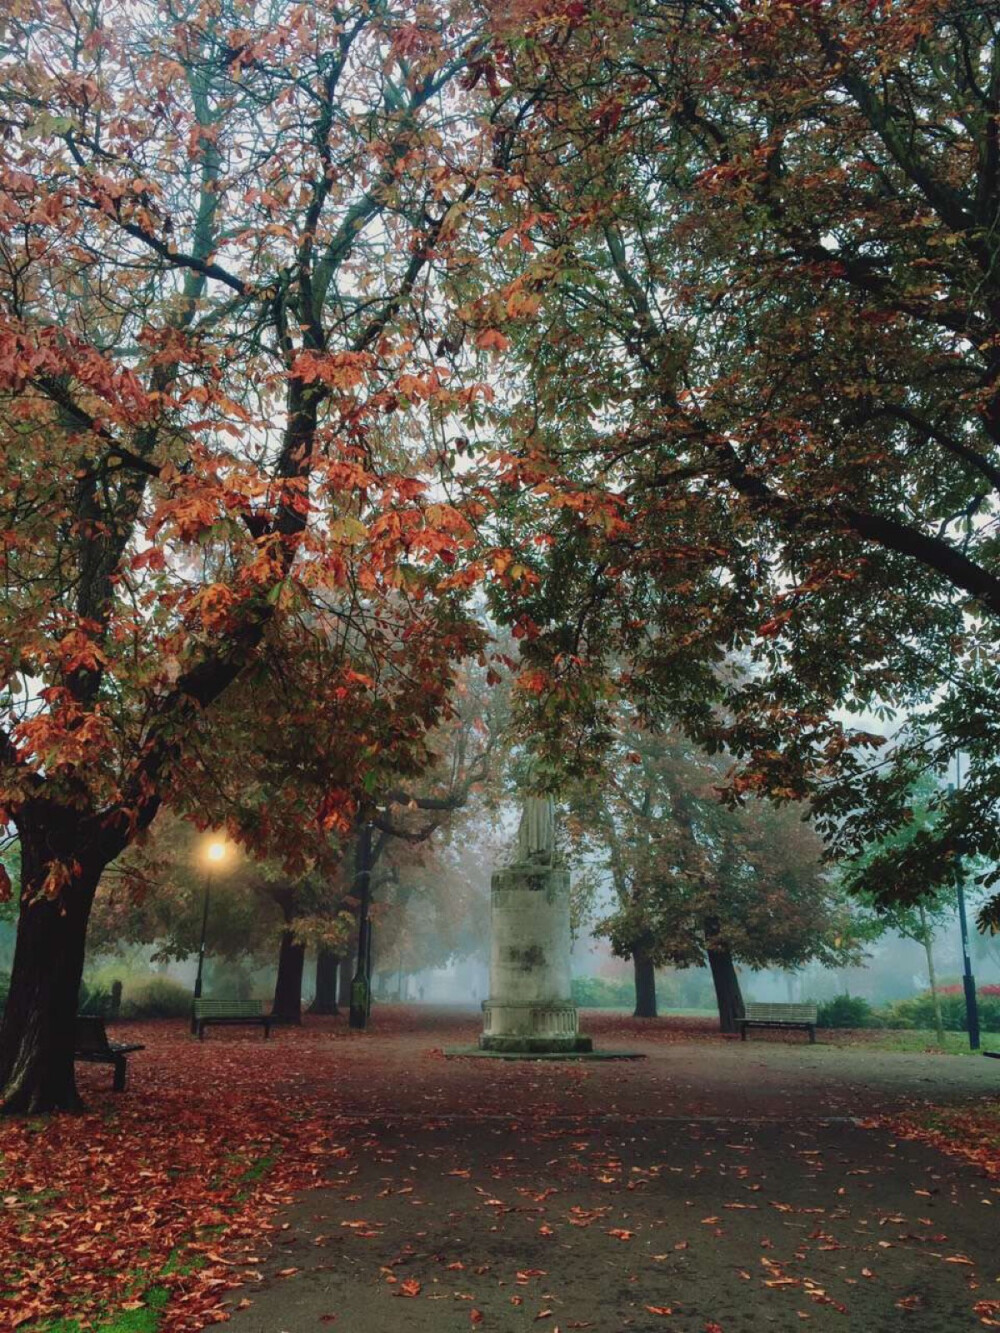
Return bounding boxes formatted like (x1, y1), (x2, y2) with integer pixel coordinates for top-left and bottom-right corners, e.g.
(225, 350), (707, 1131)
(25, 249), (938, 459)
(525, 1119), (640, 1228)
(193, 999), (265, 1019)
(744, 1003), (817, 1022)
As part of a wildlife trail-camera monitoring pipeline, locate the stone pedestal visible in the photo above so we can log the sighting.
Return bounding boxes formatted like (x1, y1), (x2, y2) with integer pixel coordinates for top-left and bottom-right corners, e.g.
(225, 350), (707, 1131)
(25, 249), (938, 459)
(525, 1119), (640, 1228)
(480, 862), (591, 1053)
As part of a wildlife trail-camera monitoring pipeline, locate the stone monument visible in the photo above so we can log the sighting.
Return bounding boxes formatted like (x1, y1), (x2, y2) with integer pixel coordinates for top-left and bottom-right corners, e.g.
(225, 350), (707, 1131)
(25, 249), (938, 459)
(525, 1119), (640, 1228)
(479, 789), (592, 1053)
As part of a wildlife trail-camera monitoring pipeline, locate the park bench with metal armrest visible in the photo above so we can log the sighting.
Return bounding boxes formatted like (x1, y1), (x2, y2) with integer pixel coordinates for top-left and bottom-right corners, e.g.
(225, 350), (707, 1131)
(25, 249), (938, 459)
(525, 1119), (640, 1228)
(739, 1002), (817, 1044)
(74, 1015), (145, 1091)
(193, 998), (273, 1040)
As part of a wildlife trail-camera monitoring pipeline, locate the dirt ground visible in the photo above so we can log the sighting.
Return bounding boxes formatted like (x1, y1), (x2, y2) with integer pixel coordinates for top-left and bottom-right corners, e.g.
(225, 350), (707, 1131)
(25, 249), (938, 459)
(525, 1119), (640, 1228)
(215, 1008), (1000, 1333)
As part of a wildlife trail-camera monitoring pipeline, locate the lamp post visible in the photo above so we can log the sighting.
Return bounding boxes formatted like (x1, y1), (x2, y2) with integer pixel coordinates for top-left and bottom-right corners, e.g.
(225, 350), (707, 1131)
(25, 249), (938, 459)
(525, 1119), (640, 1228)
(951, 759), (981, 1050)
(191, 837), (227, 1035)
(349, 820), (374, 1031)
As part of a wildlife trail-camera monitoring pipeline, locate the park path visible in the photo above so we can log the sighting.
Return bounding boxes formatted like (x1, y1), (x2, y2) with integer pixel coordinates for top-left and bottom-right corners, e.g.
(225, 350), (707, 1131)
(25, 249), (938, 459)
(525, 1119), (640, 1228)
(218, 1010), (1000, 1333)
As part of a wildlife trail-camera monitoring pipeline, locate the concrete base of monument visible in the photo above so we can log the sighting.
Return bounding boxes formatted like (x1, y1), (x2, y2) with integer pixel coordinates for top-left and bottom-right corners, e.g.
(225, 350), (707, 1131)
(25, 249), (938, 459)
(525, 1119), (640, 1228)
(443, 1046), (645, 1061)
(479, 1032), (594, 1053)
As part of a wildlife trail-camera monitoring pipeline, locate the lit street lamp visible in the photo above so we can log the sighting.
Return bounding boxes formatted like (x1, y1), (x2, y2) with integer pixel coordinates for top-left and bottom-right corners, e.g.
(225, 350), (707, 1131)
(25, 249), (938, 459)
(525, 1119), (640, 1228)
(951, 760), (981, 1051)
(191, 836), (228, 1034)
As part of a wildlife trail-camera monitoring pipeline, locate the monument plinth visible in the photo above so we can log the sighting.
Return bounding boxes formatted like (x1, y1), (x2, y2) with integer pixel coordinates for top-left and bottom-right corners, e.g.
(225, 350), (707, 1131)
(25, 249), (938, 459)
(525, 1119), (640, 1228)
(479, 793), (591, 1053)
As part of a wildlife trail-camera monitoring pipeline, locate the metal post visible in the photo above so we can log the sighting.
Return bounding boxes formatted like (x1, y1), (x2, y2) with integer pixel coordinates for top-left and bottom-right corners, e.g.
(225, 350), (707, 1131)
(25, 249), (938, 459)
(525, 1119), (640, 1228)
(191, 872), (212, 1034)
(349, 820), (374, 1030)
(952, 758), (981, 1050)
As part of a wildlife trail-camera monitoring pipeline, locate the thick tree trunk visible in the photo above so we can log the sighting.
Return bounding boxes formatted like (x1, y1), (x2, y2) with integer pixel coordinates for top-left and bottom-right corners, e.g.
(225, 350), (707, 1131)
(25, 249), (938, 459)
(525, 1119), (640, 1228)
(632, 949), (658, 1018)
(272, 930), (306, 1024)
(310, 948), (340, 1016)
(0, 813), (104, 1114)
(707, 946), (745, 1035)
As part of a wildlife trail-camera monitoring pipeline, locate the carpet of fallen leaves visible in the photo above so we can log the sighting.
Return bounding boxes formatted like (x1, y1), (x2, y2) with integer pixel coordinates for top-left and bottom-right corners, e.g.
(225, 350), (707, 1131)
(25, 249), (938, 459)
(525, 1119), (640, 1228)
(0, 1021), (357, 1331)
(877, 1103), (1000, 1184)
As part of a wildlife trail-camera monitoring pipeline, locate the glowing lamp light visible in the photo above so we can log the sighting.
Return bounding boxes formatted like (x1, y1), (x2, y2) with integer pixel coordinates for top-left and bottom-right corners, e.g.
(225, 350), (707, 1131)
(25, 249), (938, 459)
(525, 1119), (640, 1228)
(206, 840), (226, 863)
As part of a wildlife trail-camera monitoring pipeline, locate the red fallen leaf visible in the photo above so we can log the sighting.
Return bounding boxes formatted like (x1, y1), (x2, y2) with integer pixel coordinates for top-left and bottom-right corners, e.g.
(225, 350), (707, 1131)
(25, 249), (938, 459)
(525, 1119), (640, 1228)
(607, 1228), (633, 1240)
(397, 1279), (422, 1298)
(538, 1224), (554, 1236)
(534, 1311), (553, 1321)
(943, 1255), (975, 1265)
(705, 1324), (725, 1332)
(511, 1296), (524, 1306)
(471, 1312), (484, 1325)
(320, 1318), (338, 1325)
(276, 1267), (300, 1277)
(646, 1305), (674, 1316)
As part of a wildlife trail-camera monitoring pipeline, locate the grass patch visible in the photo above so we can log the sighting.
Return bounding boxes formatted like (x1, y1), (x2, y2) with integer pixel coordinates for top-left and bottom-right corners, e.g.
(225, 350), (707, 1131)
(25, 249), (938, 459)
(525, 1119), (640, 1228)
(830, 1028), (986, 1056)
(39, 1285), (169, 1333)
(239, 1149), (278, 1186)
(159, 1249), (207, 1278)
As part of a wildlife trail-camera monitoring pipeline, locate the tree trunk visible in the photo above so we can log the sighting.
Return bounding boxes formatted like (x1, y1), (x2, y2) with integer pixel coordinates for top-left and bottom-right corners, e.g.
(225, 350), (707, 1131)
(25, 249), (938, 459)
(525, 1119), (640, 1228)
(919, 905), (945, 1046)
(632, 949), (657, 1018)
(310, 948), (340, 1016)
(272, 930), (306, 1024)
(0, 814), (104, 1114)
(707, 945), (745, 1035)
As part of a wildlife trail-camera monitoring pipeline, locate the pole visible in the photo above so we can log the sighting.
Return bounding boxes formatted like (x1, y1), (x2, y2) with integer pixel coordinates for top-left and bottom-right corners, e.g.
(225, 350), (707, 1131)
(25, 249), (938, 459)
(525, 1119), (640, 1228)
(953, 757), (981, 1050)
(191, 871), (212, 1034)
(349, 820), (374, 1030)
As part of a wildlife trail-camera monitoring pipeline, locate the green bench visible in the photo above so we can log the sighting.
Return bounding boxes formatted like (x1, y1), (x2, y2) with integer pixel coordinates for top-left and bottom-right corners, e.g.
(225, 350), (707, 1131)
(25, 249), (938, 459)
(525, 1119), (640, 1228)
(74, 1015), (145, 1091)
(193, 998), (273, 1040)
(739, 1002), (817, 1044)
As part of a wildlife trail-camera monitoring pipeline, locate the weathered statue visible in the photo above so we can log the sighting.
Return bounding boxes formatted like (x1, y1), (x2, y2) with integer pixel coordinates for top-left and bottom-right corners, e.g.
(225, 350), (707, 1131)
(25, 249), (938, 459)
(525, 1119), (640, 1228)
(515, 790), (557, 865)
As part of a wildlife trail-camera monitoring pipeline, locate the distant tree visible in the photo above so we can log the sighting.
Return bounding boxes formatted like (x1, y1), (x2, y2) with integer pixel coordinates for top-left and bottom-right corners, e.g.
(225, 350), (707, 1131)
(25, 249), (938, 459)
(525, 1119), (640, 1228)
(567, 724), (859, 1030)
(371, 807), (495, 992)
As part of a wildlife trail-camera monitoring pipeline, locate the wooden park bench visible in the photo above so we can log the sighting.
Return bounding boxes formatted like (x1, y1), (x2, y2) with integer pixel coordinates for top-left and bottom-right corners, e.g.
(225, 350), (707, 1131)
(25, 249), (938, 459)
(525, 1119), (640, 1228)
(739, 1002), (817, 1044)
(193, 998), (273, 1041)
(74, 1015), (145, 1092)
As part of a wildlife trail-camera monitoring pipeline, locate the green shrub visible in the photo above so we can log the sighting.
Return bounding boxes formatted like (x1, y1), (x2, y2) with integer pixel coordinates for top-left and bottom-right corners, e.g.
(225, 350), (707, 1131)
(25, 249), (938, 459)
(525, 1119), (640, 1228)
(119, 975), (191, 1019)
(816, 994), (876, 1029)
(572, 976), (636, 1009)
(77, 978), (111, 1017)
(884, 989), (1000, 1033)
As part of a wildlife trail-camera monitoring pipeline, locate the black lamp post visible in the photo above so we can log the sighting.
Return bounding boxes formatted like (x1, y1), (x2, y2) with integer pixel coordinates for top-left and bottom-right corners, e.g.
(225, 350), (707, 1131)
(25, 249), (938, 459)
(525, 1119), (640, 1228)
(952, 759), (981, 1050)
(349, 820), (374, 1031)
(191, 838), (226, 1034)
